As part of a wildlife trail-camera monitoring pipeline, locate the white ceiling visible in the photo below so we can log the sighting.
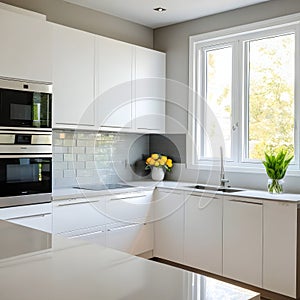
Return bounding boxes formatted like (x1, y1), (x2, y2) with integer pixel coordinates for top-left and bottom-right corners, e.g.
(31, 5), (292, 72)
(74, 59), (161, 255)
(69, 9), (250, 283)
(64, 0), (270, 29)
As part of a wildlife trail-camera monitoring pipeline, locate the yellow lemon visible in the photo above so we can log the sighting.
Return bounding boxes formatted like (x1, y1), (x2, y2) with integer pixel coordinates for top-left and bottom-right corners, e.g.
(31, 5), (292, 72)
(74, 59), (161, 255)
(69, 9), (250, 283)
(151, 153), (159, 160)
(161, 155), (167, 162)
(154, 161), (160, 167)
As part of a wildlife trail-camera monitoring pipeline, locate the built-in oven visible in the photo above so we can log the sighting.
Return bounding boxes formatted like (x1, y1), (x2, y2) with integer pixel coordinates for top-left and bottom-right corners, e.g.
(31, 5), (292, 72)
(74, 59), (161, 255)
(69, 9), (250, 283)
(0, 130), (52, 208)
(0, 78), (52, 130)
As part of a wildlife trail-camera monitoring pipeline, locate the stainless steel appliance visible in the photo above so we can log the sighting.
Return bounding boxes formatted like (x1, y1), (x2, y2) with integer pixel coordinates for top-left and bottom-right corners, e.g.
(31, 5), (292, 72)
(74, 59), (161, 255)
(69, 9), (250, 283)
(0, 78), (52, 130)
(0, 131), (52, 209)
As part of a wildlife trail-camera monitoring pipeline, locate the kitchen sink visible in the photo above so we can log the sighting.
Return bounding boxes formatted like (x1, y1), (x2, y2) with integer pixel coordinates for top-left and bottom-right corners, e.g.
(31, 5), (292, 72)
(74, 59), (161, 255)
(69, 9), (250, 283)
(189, 185), (243, 193)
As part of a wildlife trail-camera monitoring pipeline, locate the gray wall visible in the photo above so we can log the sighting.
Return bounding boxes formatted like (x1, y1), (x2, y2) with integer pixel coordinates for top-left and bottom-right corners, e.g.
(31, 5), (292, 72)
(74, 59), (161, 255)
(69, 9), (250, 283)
(154, 0), (300, 133)
(154, 0), (300, 192)
(0, 0), (153, 48)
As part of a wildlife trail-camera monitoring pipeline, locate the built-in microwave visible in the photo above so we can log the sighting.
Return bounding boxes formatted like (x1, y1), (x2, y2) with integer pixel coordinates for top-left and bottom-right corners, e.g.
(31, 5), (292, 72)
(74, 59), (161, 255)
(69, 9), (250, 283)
(0, 78), (52, 130)
(0, 130), (52, 208)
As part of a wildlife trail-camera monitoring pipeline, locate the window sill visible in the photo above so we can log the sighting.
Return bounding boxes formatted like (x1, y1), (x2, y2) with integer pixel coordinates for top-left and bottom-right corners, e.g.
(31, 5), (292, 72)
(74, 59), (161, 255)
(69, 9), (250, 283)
(186, 161), (300, 177)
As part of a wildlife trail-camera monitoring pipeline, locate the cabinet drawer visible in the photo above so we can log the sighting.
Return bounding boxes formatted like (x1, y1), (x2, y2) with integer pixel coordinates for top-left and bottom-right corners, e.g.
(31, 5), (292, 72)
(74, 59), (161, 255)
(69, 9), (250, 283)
(0, 203), (52, 220)
(8, 213), (52, 233)
(53, 197), (107, 234)
(0, 203), (52, 233)
(61, 225), (106, 247)
(107, 222), (153, 255)
(107, 191), (153, 223)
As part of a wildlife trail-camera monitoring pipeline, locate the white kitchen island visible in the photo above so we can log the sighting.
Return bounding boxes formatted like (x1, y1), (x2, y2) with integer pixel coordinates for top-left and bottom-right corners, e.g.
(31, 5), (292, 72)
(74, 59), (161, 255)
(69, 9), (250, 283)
(0, 221), (259, 300)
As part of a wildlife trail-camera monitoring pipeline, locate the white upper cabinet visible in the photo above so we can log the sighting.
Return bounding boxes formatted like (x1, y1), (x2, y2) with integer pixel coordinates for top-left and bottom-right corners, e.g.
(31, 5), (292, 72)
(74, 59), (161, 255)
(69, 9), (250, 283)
(0, 7), (52, 82)
(95, 40), (166, 133)
(95, 37), (133, 130)
(52, 23), (95, 128)
(135, 47), (166, 133)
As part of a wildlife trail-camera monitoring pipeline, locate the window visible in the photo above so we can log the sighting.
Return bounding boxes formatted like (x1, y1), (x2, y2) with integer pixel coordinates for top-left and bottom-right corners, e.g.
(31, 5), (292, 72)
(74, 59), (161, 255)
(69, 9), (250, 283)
(189, 15), (300, 171)
(247, 34), (295, 160)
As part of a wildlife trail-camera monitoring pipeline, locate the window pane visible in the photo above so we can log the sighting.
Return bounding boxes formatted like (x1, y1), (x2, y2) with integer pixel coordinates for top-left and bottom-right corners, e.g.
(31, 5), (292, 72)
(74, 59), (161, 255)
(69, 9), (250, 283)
(248, 33), (295, 159)
(204, 46), (232, 158)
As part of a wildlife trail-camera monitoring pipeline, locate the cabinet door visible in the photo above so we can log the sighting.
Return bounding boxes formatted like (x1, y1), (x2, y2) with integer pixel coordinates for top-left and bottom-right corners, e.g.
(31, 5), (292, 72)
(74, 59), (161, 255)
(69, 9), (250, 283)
(184, 194), (223, 275)
(95, 37), (133, 130)
(154, 189), (184, 263)
(263, 201), (297, 298)
(223, 198), (263, 287)
(135, 47), (165, 133)
(52, 197), (107, 234)
(0, 8), (52, 82)
(52, 23), (95, 128)
(107, 222), (153, 255)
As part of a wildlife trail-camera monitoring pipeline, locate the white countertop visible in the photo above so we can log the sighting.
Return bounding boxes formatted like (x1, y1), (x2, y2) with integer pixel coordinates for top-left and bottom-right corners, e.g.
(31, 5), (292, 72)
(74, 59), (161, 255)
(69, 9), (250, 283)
(0, 229), (259, 300)
(53, 180), (300, 203)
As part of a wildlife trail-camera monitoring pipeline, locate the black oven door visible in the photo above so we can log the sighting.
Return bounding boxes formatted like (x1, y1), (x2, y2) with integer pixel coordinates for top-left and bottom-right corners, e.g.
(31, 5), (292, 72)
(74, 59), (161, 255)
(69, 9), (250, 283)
(0, 155), (52, 208)
(0, 88), (52, 129)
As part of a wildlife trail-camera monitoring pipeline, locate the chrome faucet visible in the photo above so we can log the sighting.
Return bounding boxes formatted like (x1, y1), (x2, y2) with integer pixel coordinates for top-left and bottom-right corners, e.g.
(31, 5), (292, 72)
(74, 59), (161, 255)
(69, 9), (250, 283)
(220, 146), (229, 187)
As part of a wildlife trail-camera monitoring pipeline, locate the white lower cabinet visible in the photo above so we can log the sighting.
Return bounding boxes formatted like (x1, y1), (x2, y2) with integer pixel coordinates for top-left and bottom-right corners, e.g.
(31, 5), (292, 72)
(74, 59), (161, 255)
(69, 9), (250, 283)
(51, 187), (298, 298)
(184, 194), (223, 275)
(53, 190), (154, 256)
(263, 200), (297, 298)
(223, 198), (263, 287)
(153, 189), (184, 263)
(105, 190), (154, 255)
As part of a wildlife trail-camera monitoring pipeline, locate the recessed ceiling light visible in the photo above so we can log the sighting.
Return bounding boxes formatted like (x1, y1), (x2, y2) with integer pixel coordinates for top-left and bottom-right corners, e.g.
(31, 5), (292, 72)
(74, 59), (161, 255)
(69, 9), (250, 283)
(153, 7), (166, 13)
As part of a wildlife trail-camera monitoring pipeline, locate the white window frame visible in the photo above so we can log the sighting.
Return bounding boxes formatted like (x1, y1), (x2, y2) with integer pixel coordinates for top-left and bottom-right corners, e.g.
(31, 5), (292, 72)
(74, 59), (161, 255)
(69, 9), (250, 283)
(187, 13), (300, 175)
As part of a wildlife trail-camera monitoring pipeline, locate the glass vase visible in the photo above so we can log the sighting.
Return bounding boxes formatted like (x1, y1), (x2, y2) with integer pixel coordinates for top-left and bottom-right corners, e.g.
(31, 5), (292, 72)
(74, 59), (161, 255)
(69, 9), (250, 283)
(267, 179), (284, 194)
